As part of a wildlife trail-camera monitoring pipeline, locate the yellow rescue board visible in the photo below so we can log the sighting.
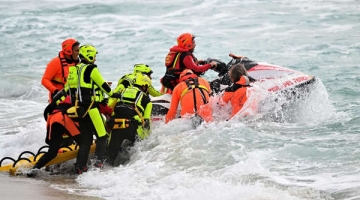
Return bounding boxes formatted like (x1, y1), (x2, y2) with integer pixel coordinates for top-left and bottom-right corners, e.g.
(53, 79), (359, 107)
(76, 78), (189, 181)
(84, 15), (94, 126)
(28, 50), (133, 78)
(0, 142), (96, 175)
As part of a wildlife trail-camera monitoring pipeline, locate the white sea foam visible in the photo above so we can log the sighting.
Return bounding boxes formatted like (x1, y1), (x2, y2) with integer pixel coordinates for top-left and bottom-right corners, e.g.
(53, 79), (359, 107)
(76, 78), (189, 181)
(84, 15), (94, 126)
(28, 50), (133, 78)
(0, 0), (359, 199)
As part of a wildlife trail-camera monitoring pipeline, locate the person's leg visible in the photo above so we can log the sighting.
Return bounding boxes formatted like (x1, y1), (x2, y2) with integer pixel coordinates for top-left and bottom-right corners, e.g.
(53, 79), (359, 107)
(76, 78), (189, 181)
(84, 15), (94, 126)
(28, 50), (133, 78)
(112, 123), (137, 167)
(93, 136), (107, 167)
(106, 130), (124, 165)
(88, 108), (108, 164)
(74, 116), (93, 174)
(27, 124), (64, 177)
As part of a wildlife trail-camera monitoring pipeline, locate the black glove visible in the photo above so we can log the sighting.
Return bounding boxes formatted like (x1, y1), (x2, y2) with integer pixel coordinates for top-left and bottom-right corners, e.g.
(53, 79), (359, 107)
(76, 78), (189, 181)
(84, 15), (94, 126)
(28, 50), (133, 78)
(143, 119), (150, 130)
(43, 102), (57, 121)
(53, 89), (59, 95)
(106, 118), (115, 130)
(198, 60), (206, 65)
(213, 62), (228, 76)
(111, 92), (121, 99)
(101, 98), (109, 105)
(52, 89), (66, 103)
(51, 89), (59, 100)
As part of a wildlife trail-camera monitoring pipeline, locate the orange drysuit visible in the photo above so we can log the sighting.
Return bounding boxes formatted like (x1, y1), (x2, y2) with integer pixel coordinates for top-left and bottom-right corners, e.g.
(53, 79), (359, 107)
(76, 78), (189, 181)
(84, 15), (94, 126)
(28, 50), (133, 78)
(41, 51), (78, 102)
(165, 77), (213, 123)
(221, 76), (251, 118)
(45, 96), (80, 143)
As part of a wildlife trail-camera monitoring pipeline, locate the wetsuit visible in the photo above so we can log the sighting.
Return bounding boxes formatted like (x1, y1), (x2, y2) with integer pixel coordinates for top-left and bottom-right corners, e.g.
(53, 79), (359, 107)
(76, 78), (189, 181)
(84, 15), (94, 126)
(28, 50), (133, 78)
(106, 86), (152, 166)
(65, 62), (115, 172)
(108, 72), (162, 110)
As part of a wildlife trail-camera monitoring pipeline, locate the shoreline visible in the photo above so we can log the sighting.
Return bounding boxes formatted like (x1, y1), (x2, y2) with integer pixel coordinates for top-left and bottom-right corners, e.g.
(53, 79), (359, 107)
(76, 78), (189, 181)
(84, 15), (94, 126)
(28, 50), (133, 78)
(0, 174), (103, 200)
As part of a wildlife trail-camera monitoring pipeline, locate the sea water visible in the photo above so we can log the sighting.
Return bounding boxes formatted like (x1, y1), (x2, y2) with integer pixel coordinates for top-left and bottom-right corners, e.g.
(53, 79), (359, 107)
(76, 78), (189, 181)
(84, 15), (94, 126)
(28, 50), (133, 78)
(0, 0), (359, 199)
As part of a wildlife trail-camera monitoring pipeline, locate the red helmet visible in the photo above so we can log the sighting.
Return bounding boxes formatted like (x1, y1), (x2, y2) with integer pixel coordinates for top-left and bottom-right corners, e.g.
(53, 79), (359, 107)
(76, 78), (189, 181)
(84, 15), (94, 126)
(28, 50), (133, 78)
(177, 33), (195, 50)
(61, 38), (78, 56)
(179, 69), (198, 82)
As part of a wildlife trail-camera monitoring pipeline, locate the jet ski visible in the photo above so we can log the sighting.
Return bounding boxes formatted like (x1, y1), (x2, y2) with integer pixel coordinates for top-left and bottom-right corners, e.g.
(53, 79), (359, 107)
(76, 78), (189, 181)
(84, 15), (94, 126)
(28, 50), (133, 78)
(151, 54), (317, 121)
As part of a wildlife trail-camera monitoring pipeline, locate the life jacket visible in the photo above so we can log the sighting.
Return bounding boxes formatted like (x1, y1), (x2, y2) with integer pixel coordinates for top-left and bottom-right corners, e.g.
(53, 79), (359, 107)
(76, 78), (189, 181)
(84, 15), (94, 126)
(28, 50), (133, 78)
(116, 73), (135, 91)
(165, 51), (198, 77)
(51, 51), (75, 87)
(67, 63), (97, 102)
(111, 87), (150, 129)
(45, 52), (78, 102)
(46, 110), (80, 144)
(65, 63), (97, 118)
(180, 77), (210, 113)
(162, 47), (199, 91)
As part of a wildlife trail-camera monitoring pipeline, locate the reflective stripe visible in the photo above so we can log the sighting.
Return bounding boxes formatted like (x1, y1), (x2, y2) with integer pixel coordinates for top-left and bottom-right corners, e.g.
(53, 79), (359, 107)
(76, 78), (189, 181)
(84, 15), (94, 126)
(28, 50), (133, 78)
(121, 88), (145, 126)
(66, 63), (95, 117)
(113, 118), (131, 129)
(180, 84), (209, 99)
(172, 53), (181, 69)
(57, 51), (70, 86)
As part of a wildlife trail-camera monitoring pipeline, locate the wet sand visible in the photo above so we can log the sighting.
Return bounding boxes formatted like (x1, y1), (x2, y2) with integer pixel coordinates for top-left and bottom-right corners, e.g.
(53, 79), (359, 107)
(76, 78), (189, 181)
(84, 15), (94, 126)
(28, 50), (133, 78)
(0, 174), (103, 200)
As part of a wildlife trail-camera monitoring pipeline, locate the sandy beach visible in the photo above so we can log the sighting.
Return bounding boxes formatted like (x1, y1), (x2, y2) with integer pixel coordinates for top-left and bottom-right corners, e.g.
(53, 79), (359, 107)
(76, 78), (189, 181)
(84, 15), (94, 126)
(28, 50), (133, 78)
(0, 174), (103, 200)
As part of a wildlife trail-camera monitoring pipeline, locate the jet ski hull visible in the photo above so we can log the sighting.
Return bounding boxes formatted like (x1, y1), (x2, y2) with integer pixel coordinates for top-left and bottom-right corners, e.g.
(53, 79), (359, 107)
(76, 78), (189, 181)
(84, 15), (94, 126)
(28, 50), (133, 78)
(151, 56), (317, 121)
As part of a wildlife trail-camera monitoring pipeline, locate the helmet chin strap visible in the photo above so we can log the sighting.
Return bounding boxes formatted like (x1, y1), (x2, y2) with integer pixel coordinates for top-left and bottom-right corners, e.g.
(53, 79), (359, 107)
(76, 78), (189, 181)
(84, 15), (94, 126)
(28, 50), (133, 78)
(64, 54), (76, 63)
(141, 85), (149, 93)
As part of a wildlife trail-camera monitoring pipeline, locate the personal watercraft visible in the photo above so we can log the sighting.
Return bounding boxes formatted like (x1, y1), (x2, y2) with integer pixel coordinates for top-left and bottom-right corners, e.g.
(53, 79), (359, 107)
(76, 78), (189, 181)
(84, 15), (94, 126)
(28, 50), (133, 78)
(151, 54), (317, 121)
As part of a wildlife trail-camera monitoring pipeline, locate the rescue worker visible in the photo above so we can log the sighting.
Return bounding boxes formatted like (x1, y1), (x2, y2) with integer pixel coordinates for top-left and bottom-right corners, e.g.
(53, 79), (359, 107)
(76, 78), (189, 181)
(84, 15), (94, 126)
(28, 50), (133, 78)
(165, 69), (213, 125)
(220, 63), (253, 119)
(27, 96), (81, 177)
(106, 73), (152, 166)
(113, 64), (161, 96)
(161, 33), (218, 93)
(55, 44), (121, 174)
(41, 38), (80, 102)
(108, 63), (162, 110)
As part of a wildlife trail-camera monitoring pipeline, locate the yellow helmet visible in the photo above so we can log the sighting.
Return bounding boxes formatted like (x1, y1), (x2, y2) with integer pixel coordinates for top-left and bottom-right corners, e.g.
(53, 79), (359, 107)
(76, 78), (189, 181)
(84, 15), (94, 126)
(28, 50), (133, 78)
(133, 73), (151, 88)
(79, 44), (97, 62)
(134, 64), (153, 79)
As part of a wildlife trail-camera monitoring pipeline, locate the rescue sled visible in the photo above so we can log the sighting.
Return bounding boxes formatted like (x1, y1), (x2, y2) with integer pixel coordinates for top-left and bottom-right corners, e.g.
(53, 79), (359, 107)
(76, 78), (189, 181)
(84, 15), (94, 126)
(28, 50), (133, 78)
(0, 141), (96, 175)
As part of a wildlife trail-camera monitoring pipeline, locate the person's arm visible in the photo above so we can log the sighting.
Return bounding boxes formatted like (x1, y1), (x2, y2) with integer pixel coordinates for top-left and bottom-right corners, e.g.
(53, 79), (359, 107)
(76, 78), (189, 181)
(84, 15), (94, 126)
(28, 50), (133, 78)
(89, 65), (113, 96)
(41, 58), (59, 93)
(113, 83), (125, 94)
(143, 101), (153, 120)
(117, 74), (133, 90)
(107, 84), (124, 110)
(148, 84), (163, 97)
(220, 91), (233, 105)
(165, 87), (181, 123)
(183, 55), (212, 73)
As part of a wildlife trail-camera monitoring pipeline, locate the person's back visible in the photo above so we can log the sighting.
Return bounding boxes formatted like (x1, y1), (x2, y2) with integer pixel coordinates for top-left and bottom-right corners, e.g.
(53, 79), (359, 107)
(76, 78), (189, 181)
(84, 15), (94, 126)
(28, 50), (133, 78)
(106, 73), (152, 166)
(109, 63), (161, 110)
(161, 33), (217, 92)
(166, 69), (212, 123)
(222, 77), (249, 118)
(63, 44), (120, 173)
(41, 38), (80, 102)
